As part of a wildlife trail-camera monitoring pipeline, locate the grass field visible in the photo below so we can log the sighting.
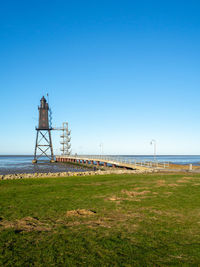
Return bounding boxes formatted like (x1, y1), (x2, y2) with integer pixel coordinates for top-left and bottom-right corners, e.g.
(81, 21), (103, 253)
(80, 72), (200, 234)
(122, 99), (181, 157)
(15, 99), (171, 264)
(0, 173), (200, 266)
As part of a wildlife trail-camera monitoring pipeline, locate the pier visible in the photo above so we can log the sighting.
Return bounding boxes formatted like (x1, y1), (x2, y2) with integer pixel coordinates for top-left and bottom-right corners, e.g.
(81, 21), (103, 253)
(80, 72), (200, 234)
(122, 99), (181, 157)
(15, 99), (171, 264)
(56, 155), (169, 170)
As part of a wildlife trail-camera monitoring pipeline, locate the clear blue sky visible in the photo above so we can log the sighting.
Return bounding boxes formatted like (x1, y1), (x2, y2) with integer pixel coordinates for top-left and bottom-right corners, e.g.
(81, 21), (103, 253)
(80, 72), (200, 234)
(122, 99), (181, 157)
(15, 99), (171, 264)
(0, 0), (200, 155)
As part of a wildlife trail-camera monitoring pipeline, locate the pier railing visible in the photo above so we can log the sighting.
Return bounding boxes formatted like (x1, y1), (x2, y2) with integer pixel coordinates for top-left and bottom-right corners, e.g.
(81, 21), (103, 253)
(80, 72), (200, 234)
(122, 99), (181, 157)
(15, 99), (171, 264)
(70, 155), (170, 169)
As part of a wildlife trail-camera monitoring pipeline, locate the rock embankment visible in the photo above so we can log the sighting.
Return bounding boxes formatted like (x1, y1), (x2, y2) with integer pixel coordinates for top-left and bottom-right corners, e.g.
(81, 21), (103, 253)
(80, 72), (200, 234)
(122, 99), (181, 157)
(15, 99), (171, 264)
(0, 168), (157, 180)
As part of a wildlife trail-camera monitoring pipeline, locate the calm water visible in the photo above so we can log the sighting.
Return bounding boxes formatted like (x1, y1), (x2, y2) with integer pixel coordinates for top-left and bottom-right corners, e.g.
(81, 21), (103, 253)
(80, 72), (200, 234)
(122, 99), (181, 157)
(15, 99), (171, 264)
(0, 156), (92, 175)
(108, 155), (200, 165)
(0, 155), (200, 175)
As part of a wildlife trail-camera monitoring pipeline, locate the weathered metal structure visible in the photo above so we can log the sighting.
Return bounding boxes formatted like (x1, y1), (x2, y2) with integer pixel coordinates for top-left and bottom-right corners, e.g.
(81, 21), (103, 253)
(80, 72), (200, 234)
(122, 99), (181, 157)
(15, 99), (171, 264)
(60, 122), (71, 155)
(33, 96), (55, 163)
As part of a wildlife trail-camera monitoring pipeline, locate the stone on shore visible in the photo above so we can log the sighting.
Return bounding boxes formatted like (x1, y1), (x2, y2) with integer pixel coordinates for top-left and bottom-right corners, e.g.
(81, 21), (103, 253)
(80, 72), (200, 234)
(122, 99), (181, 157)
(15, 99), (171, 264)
(0, 167), (158, 181)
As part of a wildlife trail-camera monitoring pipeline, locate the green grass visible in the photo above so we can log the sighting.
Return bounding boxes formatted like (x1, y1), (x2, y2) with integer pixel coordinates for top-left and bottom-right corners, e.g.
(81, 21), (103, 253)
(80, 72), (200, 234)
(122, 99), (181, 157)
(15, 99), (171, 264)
(0, 173), (200, 266)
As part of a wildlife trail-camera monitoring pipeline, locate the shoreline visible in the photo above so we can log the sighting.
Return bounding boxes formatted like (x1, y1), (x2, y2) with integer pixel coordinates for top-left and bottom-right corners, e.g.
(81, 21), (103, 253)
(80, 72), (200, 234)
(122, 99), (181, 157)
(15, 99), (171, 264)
(0, 167), (158, 180)
(1, 162), (200, 181)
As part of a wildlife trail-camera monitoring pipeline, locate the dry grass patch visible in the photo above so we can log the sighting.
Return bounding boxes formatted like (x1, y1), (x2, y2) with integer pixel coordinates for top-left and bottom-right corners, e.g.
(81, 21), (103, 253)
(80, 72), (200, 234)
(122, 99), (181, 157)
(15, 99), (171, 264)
(107, 196), (121, 201)
(133, 187), (150, 190)
(150, 209), (184, 219)
(87, 219), (112, 229)
(168, 183), (181, 187)
(156, 180), (166, 187)
(76, 182), (104, 186)
(164, 192), (173, 195)
(177, 179), (190, 183)
(66, 209), (96, 217)
(106, 190), (154, 203)
(61, 209), (142, 230)
(57, 219), (110, 228)
(177, 177), (194, 183)
(106, 196), (123, 203)
(0, 217), (51, 232)
(121, 190), (151, 197)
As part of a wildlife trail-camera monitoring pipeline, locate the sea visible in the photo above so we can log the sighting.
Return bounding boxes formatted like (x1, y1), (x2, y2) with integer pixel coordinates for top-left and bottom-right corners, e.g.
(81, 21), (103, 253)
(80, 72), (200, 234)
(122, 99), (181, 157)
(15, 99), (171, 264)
(0, 155), (200, 175)
(0, 155), (91, 175)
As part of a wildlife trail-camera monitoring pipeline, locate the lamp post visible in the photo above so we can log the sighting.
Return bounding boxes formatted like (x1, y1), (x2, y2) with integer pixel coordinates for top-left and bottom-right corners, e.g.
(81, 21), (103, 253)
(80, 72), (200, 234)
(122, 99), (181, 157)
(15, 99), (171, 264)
(150, 139), (156, 162)
(99, 143), (103, 159)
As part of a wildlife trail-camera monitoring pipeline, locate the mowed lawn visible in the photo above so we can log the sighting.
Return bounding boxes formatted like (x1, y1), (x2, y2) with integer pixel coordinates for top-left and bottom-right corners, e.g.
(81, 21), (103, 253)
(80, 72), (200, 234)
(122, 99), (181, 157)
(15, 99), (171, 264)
(0, 173), (200, 266)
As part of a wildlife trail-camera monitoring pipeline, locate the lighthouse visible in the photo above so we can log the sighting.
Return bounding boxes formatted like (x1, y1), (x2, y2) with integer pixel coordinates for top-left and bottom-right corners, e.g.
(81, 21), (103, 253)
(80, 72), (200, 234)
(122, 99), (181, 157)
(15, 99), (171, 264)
(32, 96), (55, 163)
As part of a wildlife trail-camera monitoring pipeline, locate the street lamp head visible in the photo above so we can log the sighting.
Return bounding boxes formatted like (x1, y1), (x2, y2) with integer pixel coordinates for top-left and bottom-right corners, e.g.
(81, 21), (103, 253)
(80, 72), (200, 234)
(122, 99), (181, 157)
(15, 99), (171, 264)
(150, 139), (156, 145)
(150, 139), (157, 161)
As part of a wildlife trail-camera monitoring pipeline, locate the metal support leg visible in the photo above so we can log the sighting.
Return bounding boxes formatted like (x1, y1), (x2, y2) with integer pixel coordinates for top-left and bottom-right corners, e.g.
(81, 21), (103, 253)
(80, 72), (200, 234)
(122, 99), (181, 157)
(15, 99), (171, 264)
(48, 130), (54, 162)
